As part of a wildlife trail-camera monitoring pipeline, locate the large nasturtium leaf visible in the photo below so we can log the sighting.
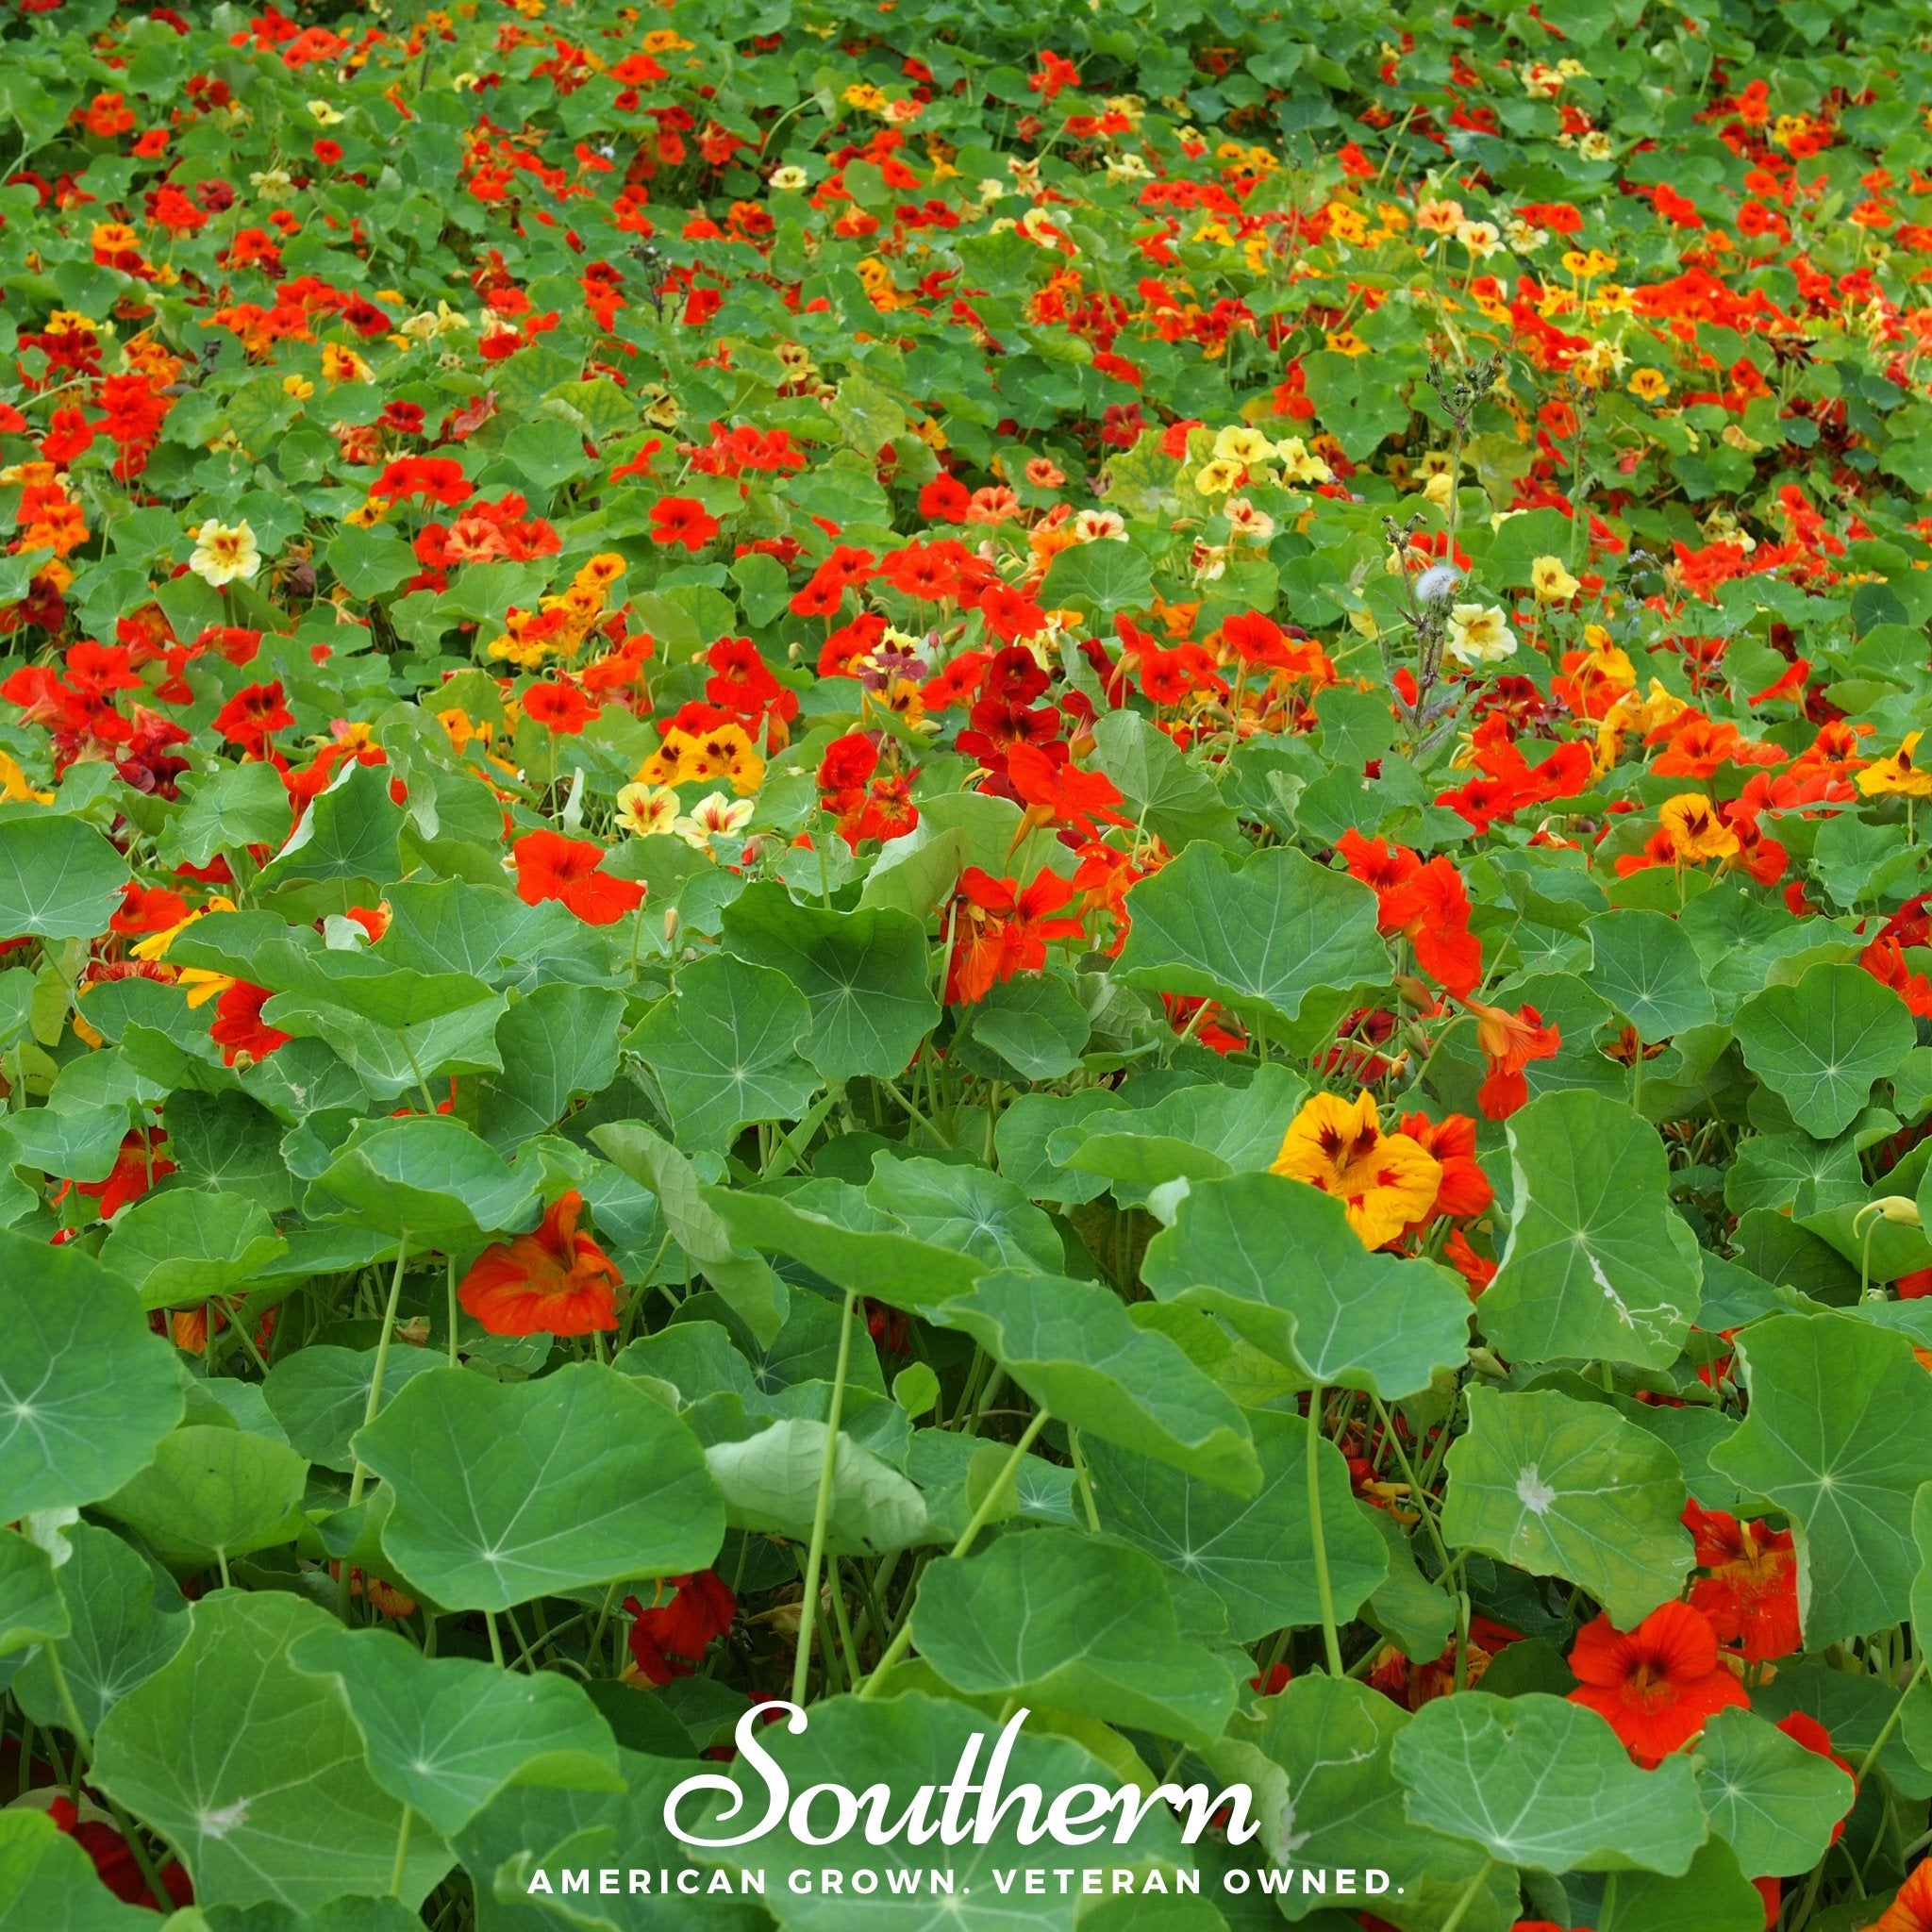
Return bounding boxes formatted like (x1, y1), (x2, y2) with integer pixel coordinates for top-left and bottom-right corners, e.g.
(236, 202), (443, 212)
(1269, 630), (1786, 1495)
(354, 1363), (724, 1609)
(1690, 1707), (1854, 1880)
(1585, 909), (1717, 1041)
(1591, 1837), (1767, 1932)
(255, 758), (407, 892)
(1734, 962), (1915, 1138)
(1441, 1387), (1691, 1626)
(688, 1691), (1188, 1923)
(95, 1424), (308, 1568)
(912, 1529), (1241, 1747)
(1039, 536), (1155, 617)
(475, 982), (626, 1152)
(1051, 1062), (1307, 1203)
(0, 1809), (157, 1931)
(0, 1232), (184, 1517)
(12, 1524), (188, 1737)
(1708, 1312), (1932, 1647)
(866, 1154), (1063, 1273)
(593, 1123), (789, 1343)
(1112, 841), (1390, 1029)
(1481, 1090), (1703, 1369)
(703, 1418), (929, 1554)
(261, 1344), (448, 1474)
(720, 883), (939, 1079)
(1391, 1691), (1706, 1874)
(935, 1270), (1259, 1492)
(157, 759), (293, 870)
(313, 1113), (539, 1241)
(631, 951), (819, 1151)
(289, 1624), (624, 1836)
(708, 1185), (981, 1310)
(0, 813), (129, 941)
(92, 1591), (453, 1911)
(98, 1189), (289, 1307)
(1141, 1173), (1471, 1399)
(1087, 1408), (1388, 1641)
(1091, 708), (1240, 854)
(0, 1529), (66, 1658)
(455, 1748), (781, 1932)
(1209, 1675), (1520, 1932)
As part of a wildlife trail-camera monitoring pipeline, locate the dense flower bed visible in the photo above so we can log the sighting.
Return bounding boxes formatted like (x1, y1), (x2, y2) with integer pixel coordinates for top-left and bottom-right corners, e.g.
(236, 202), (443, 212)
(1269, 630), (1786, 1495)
(4, 0), (1932, 1926)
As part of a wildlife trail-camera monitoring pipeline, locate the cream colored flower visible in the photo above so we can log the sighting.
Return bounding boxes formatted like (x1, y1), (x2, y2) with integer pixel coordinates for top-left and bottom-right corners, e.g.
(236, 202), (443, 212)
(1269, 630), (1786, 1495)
(188, 519), (260, 588)
(1446, 603), (1518, 665)
(1224, 497), (1275, 543)
(615, 782), (681, 838)
(248, 167), (295, 203)
(1074, 509), (1128, 542)
(308, 99), (346, 126)
(1530, 555), (1581, 603)
(1192, 458), (1245, 497)
(769, 165), (808, 192)
(675, 792), (756, 850)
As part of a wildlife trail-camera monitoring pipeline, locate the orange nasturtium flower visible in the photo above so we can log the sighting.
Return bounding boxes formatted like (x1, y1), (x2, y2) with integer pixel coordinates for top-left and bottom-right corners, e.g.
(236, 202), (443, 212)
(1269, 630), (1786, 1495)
(1461, 994), (1561, 1120)
(458, 1191), (622, 1336)
(1271, 1090), (1441, 1248)
(1657, 791), (1740, 863)
(1874, 1859), (1932, 1931)
(1566, 1600), (1748, 1765)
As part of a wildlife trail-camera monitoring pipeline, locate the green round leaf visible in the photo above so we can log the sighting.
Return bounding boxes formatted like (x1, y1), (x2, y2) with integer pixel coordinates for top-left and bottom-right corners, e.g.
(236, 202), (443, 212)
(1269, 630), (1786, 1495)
(0, 814), (130, 942)
(354, 1363), (724, 1610)
(1734, 962), (1915, 1139)
(0, 1233), (184, 1518)
(92, 1591), (453, 1912)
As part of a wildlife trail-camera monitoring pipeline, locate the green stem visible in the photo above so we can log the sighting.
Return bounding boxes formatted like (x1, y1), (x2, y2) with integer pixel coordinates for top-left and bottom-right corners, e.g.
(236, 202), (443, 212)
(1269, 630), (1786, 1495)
(1439, 1857), (1495, 1932)
(42, 1643), (92, 1763)
(859, 1407), (1050, 1698)
(1307, 1390), (1344, 1676)
(485, 1609), (505, 1669)
(793, 1289), (859, 1705)
(446, 1250), (459, 1367)
(390, 1804), (413, 1897)
(1858, 1655), (1926, 1774)
(348, 1231), (410, 1511)
(1069, 1427), (1102, 1534)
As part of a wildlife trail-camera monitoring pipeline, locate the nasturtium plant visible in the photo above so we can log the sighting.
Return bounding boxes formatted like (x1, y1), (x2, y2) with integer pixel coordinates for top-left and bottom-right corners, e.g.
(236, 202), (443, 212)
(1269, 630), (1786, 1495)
(2, 0), (1930, 1921)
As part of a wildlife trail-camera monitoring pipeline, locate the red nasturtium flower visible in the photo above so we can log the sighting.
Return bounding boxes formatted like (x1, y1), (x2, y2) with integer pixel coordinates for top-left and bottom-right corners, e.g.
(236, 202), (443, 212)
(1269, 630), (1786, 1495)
(1566, 1600), (1748, 1764)
(458, 1191), (622, 1336)
(1684, 1501), (1801, 1662)
(208, 980), (291, 1064)
(511, 829), (645, 925)
(943, 865), (1084, 1004)
(623, 1570), (736, 1683)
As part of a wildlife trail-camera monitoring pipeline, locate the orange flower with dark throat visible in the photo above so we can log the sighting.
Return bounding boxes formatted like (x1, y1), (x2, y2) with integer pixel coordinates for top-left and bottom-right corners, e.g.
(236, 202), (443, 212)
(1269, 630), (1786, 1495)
(458, 1191), (622, 1337)
(1684, 1502), (1801, 1662)
(1566, 1600), (1748, 1765)
(511, 829), (645, 925)
(1461, 994), (1561, 1119)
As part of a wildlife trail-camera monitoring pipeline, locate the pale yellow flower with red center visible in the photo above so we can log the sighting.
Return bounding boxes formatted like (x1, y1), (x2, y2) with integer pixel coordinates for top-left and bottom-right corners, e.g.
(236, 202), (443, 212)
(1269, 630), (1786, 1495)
(1271, 1091), (1441, 1249)
(187, 519), (259, 589)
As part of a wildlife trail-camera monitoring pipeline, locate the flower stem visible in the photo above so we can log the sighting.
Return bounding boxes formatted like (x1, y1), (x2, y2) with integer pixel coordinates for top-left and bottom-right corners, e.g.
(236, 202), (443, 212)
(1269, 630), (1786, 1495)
(793, 1288), (858, 1706)
(1307, 1389), (1345, 1676)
